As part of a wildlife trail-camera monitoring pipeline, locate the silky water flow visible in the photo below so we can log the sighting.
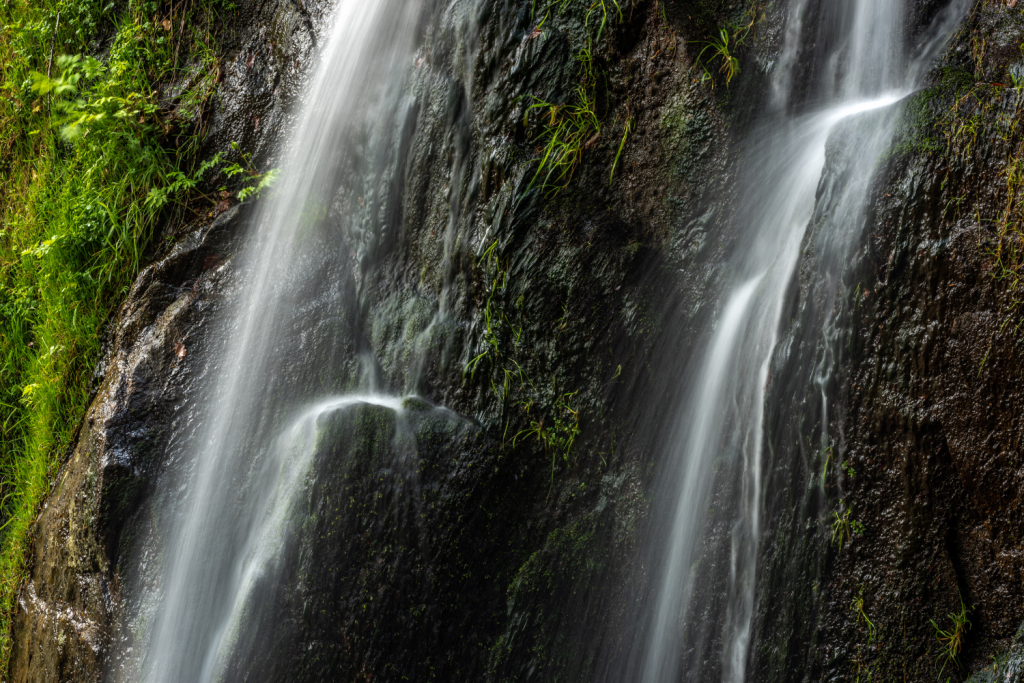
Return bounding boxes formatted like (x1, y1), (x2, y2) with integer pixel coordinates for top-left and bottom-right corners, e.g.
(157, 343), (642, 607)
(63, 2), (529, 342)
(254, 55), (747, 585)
(118, 0), (972, 680)
(130, 1), (424, 681)
(628, 1), (967, 682)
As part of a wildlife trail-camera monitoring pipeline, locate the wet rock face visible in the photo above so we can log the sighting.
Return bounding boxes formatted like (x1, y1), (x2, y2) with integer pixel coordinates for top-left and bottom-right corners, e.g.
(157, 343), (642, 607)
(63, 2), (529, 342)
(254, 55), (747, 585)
(7, 207), (243, 683)
(17, 0), (1024, 682)
(200, 0), (324, 164)
(8, 0), (738, 679)
(753, 3), (1024, 682)
(968, 620), (1024, 683)
(214, 402), (527, 682)
(819, 147), (1024, 679)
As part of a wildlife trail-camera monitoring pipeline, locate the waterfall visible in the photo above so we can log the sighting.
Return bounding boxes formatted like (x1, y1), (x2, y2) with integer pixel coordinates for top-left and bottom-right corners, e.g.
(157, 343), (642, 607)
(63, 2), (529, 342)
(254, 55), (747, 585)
(107, 0), (977, 679)
(132, 1), (423, 681)
(628, 1), (966, 682)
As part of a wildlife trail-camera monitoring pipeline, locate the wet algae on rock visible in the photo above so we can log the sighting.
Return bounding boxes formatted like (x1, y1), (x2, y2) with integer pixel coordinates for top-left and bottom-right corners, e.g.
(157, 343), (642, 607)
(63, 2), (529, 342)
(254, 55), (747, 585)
(8, 0), (1024, 682)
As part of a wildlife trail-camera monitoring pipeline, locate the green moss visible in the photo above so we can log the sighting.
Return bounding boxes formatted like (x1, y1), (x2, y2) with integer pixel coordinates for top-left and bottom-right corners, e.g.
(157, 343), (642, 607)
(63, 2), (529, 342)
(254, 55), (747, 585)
(661, 92), (714, 186)
(882, 67), (976, 163)
(487, 514), (607, 680)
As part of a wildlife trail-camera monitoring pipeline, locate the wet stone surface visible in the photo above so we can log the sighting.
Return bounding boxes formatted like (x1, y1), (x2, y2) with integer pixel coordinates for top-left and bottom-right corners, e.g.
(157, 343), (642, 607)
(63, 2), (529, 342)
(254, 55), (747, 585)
(14, 0), (1024, 682)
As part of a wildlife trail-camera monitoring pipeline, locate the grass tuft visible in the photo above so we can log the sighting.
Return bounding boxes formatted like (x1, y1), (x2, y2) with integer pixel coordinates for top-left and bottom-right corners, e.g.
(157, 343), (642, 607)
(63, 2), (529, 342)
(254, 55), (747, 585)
(524, 38), (602, 194)
(930, 594), (971, 674)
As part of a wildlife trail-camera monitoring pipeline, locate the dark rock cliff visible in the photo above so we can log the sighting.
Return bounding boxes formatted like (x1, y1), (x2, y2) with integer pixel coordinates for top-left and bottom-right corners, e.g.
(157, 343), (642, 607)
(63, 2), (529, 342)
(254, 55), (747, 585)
(753, 3), (1024, 683)
(9, 0), (1024, 682)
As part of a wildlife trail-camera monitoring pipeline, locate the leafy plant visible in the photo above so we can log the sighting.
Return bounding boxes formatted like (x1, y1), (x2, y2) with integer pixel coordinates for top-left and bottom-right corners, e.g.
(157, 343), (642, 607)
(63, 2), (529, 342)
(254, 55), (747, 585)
(29, 54), (159, 142)
(145, 151), (225, 210)
(223, 141), (280, 201)
(465, 240), (513, 380)
(842, 460), (856, 479)
(694, 16), (756, 88)
(930, 594), (971, 674)
(145, 141), (280, 210)
(831, 508), (862, 549)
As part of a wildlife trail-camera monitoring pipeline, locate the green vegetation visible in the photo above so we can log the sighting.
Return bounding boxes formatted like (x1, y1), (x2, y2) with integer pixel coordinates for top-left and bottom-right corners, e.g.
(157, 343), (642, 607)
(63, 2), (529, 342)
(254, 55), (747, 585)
(842, 460), (856, 479)
(525, 82), (600, 192)
(532, 0), (622, 43)
(465, 240), (518, 385)
(695, 28), (740, 87)
(488, 513), (606, 679)
(148, 141), (279, 210)
(820, 446), (832, 487)
(609, 113), (632, 186)
(466, 242), (583, 487)
(523, 0), (631, 195)
(0, 0), (234, 663)
(988, 123), (1024, 336)
(930, 594), (971, 674)
(524, 37), (602, 194)
(830, 510), (850, 549)
(513, 390), (581, 493)
(853, 591), (876, 641)
(830, 508), (864, 550)
(932, 23), (1024, 338)
(693, 12), (757, 88)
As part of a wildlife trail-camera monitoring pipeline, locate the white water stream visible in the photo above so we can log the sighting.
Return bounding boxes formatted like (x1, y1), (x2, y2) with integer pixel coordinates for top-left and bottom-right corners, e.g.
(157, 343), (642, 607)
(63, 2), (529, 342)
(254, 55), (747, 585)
(637, 95), (900, 683)
(139, 1), (421, 681)
(632, 1), (968, 681)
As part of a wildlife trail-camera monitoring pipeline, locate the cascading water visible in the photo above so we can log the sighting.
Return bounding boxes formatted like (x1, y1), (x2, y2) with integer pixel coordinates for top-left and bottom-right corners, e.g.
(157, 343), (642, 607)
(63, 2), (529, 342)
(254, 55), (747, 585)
(626, 1), (967, 682)
(103, 0), (975, 680)
(128, 1), (424, 681)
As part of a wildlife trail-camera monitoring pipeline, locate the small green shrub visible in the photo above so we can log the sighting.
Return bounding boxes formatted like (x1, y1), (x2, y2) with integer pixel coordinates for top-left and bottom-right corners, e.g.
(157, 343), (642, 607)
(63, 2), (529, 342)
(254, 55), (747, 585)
(831, 508), (863, 549)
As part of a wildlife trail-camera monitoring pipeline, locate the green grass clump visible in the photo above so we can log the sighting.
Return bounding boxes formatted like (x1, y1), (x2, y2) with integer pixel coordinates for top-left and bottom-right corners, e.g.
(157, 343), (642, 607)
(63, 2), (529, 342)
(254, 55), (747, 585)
(693, 11), (757, 88)
(464, 243), (583, 489)
(524, 37), (602, 194)
(523, 0), (625, 196)
(930, 594), (971, 674)
(0, 0), (230, 665)
(513, 389), (581, 494)
(525, 86), (600, 192)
